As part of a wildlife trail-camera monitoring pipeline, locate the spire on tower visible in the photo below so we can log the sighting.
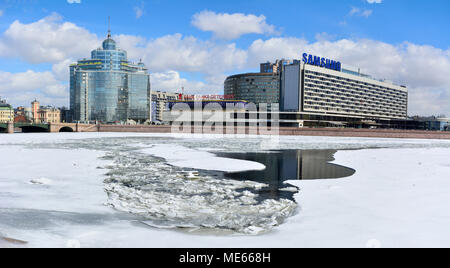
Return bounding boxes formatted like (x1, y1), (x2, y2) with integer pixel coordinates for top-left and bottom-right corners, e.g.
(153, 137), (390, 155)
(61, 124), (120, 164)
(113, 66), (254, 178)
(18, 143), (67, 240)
(107, 16), (111, 39)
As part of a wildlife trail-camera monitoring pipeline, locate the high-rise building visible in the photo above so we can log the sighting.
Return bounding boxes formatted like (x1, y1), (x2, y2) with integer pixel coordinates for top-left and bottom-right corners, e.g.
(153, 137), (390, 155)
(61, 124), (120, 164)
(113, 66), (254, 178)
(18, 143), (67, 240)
(281, 54), (408, 120)
(224, 59), (290, 109)
(224, 73), (280, 108)
(70, 26), (151, 123)
(225, 54), (409, 128)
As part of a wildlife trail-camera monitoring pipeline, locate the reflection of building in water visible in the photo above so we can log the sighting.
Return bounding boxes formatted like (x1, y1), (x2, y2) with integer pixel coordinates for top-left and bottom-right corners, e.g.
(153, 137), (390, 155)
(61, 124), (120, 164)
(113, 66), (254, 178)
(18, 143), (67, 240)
(221, 150), (355, 200)
(233, 150), (354, 181)
(282, 150), (355, 180)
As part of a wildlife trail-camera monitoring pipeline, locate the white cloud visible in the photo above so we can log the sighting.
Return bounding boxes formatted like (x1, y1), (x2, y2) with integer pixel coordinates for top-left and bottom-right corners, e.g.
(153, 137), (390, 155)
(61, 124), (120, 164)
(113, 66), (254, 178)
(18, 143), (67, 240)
(192, 10), (277, 40)
(52, 59), (74, 81)
(0, 70), (68, 106)
(115, 33), (247, 76)
(151, 71), (217, 94)
(0, 70), (57, 93)
(349, 7), (361, 16)
(3, 91), (68, 108)
(367, 0), (382, 3)
(134, 7), (144, 19)
(0, 13), (100, 64)
(315, 32), (337, 42)
(361, 10), (373, 18)
(247, 37), (308, 65)
(67, 0), (81, 4)
(349, 7), (373, 18)
(0, 10), (4, 17)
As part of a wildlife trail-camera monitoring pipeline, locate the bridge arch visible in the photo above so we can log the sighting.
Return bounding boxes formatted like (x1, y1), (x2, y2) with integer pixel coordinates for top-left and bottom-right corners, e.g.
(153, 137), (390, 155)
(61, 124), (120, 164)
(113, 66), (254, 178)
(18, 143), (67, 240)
(59, 126), (74, 132)
(19, 126), (49, 133)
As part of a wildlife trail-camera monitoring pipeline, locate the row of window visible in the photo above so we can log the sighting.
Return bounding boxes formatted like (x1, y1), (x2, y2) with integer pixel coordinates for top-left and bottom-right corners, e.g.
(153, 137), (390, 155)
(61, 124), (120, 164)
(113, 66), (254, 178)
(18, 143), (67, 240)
(304, 82), (407, 105)
(304, 87), (407, 106)
(303, 98), (406, 117)
(304, 97), (406, 114)
(304, 90), (407, 107)
(304, 76), (407, 98)
(303, 104), (406, 118)
(305, 70), (405, 91)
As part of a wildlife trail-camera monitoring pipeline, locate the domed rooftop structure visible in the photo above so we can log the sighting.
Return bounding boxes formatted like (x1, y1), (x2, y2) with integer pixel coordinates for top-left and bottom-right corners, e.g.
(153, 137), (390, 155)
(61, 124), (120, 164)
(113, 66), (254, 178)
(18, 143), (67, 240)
(102, 37), (116, 50)
(102, 23), (116, 50)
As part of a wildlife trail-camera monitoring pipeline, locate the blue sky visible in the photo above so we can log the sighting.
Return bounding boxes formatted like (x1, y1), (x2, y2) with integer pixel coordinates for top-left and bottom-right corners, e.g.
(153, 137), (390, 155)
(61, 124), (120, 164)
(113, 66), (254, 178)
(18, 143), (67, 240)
(2, 0), (448, 48)
(0, 0), (449, 115)
(167, 0), (449, 49)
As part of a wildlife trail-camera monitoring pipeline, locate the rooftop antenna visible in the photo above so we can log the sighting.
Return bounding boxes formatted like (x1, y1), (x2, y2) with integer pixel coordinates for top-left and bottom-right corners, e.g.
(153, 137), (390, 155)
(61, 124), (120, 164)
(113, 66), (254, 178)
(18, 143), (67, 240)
(108, 16), (111, 39)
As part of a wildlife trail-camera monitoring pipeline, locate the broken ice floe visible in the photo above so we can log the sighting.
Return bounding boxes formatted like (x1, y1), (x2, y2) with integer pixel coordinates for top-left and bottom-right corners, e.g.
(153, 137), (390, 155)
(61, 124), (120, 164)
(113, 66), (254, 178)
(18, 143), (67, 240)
(105, 182), (296, 235)
(29, 178), (52, 185)
(280, 187), (299, 193)
(101, 149), (297, 234)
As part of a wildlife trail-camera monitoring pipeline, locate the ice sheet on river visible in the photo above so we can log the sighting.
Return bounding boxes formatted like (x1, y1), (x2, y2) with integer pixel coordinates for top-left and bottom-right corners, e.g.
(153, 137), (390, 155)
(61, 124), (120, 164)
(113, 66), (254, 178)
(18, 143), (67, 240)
(141, 144), (266, 172)
(12, 136), (295, 234)
(2, 133), (450, 246)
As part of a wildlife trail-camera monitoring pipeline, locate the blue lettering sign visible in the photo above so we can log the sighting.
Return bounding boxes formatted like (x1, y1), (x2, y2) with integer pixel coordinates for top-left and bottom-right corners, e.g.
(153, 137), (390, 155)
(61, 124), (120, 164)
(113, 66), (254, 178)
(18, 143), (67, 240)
(302, 53), (308, 63)
(314, 56), (321, 66)
(302, 53), (342, 72)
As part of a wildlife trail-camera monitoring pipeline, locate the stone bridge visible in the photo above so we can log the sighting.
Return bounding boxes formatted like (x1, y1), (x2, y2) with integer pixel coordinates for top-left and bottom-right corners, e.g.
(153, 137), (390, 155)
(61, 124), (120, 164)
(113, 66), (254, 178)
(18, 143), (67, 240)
(2, 122), (450, 140)
(0, 122), (50, 133)
(47, 123), (450, 139)
(48, 123), (100, 133)
(0, 122), (100, 133)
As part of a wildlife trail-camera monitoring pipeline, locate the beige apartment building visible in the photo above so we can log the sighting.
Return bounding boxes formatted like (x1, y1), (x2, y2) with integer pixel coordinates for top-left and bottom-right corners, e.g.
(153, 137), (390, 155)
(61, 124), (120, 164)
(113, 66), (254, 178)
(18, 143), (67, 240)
(0, 103), (14, 123)
(30, 100), (61, 124)
(37, 108), (61, 124)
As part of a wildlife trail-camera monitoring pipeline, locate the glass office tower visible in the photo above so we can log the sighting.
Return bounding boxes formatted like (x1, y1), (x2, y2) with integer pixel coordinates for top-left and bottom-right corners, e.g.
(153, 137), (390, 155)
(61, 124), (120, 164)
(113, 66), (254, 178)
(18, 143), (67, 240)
(70, 29), (151, 123)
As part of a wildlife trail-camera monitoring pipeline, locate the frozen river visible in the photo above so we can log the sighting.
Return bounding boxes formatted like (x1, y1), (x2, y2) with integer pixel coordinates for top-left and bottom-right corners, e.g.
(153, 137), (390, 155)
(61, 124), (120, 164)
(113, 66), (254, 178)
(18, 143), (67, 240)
(1, 133), (450, 248)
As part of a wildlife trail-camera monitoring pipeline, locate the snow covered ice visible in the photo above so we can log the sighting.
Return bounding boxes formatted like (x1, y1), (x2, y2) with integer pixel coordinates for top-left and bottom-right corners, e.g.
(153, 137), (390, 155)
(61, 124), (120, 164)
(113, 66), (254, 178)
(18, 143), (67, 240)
(1, 132), (450, 247)
(0, 133), (298, 236)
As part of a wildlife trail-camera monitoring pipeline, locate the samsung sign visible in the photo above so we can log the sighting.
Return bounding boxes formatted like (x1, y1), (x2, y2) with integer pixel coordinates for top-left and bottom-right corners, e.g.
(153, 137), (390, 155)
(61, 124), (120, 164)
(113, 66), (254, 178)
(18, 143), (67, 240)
(302, 53), (341, 72)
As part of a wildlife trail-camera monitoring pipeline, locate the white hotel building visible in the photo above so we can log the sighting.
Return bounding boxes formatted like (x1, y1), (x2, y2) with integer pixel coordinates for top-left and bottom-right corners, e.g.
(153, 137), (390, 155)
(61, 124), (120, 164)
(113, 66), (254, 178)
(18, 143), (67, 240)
(279, 56), (408, 127)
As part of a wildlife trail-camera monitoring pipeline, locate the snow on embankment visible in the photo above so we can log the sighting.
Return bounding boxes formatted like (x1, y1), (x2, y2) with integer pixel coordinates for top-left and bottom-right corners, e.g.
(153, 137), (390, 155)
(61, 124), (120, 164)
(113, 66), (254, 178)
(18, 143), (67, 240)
(141, 144), (266, 172)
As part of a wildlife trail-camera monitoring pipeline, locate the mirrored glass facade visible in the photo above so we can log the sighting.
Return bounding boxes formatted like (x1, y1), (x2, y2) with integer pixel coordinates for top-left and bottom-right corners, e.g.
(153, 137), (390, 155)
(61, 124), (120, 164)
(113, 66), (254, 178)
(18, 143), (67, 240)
(70, 33), (150, 123)
(224, 73), (280, 107)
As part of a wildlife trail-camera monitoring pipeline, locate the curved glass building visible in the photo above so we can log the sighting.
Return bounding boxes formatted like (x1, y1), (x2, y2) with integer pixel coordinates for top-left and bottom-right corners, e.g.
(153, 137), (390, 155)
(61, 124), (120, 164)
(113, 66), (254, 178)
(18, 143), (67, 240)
(70, 29), (151, 123)
(224, 73), (280, 107)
